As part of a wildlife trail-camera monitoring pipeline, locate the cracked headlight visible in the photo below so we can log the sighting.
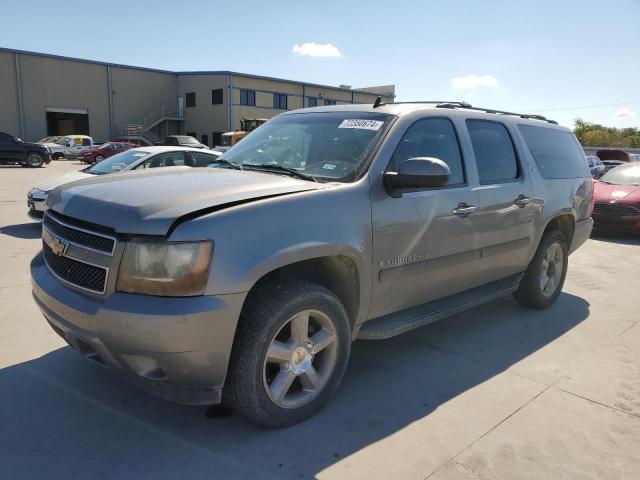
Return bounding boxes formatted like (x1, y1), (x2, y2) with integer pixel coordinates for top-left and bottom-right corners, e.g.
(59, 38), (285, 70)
(117, 240), (212, 296)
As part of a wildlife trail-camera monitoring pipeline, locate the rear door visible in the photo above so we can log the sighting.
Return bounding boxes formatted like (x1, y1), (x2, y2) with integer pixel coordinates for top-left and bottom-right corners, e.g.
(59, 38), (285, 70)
(465, 119), (537, 283)
(370, 116), (479, 317)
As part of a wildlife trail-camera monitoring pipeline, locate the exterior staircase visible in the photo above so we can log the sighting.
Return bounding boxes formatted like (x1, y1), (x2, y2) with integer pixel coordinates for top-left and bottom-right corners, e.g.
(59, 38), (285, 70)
(120, 105), (184, 145)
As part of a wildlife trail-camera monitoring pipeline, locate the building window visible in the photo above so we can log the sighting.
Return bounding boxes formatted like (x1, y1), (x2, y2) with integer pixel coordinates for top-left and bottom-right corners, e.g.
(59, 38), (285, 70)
(240, 89), (256, 106)
(186, 92), (196, 108)
(212, 132), (223, 146)
(211, 89), (223, 105)
(273, 93), (288, 110)
(307, 97), (317, 107)
(324, 99), (336, 106)
(201, 134), (209, 146)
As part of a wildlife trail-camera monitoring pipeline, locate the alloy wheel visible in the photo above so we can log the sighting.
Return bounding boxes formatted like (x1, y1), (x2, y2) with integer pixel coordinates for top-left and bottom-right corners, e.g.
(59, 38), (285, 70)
(26, 153), (43, 167)
(539, 241), (564, 298)
(262, 309), (338, 409)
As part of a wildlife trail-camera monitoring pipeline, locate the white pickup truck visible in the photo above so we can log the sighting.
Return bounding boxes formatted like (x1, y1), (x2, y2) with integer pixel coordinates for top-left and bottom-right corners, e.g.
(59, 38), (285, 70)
(39, 135), (94, 159)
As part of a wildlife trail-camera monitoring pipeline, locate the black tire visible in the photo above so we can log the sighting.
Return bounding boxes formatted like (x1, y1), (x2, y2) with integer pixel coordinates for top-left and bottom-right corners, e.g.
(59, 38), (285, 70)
(225, 280), (351, 427)
(25, 152), (44, 168)
(94, 155), (104, 163)
(513, 230), (568, 309)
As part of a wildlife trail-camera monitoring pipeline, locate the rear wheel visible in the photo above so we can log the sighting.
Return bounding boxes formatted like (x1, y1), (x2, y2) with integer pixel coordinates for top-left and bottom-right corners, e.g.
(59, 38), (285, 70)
(26, 152), (44, 168)
(94, 154), (104, 163)
(514, 230), (568, 309)
(225, 280), (351, 427)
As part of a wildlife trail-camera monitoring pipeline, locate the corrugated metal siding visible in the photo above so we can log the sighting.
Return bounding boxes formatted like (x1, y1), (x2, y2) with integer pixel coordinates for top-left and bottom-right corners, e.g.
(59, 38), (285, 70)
(0, 52), (20, 136)
(19, 54), (110, 141)
(180, 74), (229, 138)
(111, 67), (177, 136)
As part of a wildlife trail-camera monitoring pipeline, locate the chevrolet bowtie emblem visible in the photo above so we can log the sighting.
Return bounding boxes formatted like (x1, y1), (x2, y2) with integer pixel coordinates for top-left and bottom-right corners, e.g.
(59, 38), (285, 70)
(43, 228), (68, 256)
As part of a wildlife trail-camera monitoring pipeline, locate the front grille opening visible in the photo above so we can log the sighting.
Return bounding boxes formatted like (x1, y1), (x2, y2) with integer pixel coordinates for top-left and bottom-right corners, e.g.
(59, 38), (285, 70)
(593, 203), (640, 217)
(44, 213), (115, 254)
(43, 242), (107, 293)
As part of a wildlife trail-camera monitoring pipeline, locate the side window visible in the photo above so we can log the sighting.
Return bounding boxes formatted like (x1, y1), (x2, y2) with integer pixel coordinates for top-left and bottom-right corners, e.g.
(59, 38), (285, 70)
(0, 132), (13, 143)
(517, 125), (590, 179)
(191, 152), (216, 167)
(82, 138), (91, 146)
(466, 120), (519, 184)
(138, 152), (187, 169)
(390, 118), (465, 186)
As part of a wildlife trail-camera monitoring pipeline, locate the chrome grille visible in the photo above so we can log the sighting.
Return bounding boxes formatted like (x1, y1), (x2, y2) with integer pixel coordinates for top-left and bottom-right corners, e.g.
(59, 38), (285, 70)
(43, 242), (107, 294)
(43, 212), (115, 255)
(593, 203), (640, 217)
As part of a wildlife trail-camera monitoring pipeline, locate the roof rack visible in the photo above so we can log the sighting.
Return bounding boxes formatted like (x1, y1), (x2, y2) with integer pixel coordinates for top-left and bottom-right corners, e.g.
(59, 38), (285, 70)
(373, 100), (558, 124)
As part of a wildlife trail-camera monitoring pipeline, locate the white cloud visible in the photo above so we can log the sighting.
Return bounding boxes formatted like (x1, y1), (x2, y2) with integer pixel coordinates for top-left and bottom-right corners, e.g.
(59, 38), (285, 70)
(613, 108), (636, 119)
(451, 74), (498, 90)
(292, 42), (342, 58)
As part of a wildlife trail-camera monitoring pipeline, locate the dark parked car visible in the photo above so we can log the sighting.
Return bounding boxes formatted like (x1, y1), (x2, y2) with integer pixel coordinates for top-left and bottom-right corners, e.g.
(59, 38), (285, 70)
(0, 131), (51, 168)
(597, 149), (636, 173)
(79, 142), (137, 164)
(159, 135), (206, 149)
(592, 163), (640, 234)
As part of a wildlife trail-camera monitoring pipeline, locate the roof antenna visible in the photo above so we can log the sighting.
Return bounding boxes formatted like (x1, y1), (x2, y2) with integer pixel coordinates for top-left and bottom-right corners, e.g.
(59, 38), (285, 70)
(373, 96), (382, 108)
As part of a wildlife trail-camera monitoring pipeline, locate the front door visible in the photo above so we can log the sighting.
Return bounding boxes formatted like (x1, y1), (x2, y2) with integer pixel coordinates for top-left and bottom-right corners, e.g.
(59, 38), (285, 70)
(370, 117), (479, 318)
(465, 119), (537, 284)
(0, 132), (20, 161)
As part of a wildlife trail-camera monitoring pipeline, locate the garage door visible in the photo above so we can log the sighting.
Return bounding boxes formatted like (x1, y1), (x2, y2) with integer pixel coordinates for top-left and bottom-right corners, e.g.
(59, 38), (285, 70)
(46, 107), (89, 136)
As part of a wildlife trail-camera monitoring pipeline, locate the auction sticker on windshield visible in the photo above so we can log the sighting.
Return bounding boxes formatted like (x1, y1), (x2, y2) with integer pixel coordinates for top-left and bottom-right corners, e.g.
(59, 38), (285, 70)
(338, 119), (384, 130)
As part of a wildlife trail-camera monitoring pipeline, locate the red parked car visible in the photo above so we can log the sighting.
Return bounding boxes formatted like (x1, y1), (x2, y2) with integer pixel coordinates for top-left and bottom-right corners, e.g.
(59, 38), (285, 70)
(79, 142), (137, 164)
(592, 163), (640, 234)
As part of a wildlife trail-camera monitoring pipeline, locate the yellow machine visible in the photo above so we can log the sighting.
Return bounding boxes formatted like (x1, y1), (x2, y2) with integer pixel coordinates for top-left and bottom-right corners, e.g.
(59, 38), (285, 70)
(219, 118), (268, 147)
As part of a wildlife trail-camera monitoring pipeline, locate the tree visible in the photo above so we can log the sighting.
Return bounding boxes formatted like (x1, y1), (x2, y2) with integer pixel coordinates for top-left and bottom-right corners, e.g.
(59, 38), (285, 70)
(572, 118), (640, 147)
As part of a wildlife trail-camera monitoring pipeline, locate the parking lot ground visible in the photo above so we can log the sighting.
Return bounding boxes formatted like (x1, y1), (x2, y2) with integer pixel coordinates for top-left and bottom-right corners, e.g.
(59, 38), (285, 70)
(1, 161), (640, 480)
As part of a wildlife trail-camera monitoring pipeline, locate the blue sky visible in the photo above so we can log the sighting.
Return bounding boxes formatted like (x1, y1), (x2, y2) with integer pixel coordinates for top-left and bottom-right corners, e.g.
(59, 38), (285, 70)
(1, 0), (638, 129)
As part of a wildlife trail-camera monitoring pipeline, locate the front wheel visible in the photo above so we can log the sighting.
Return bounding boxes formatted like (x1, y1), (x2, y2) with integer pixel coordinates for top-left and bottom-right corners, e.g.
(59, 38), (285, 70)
(26, 152), (44, 168)
(225, 280), (351, 427)
(94, 154), (104, 163)
(513, 230), (568, 309)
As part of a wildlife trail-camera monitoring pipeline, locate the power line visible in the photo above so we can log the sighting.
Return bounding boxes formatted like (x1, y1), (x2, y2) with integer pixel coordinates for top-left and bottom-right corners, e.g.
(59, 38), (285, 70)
(524, 101), (640, 113)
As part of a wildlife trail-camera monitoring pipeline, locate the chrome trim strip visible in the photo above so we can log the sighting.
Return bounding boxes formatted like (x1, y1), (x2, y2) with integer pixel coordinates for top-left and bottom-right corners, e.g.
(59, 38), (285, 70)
(44, 212), (117, 256)
(43, 244), (109, 295)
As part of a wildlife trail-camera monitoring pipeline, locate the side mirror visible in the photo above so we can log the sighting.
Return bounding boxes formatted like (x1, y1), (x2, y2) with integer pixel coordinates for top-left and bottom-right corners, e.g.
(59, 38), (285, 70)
(384, 157), (451, 191)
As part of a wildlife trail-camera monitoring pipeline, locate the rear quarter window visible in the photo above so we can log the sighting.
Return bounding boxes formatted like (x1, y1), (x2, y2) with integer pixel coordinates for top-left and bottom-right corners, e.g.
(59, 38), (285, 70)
(518, 125), (589, 179)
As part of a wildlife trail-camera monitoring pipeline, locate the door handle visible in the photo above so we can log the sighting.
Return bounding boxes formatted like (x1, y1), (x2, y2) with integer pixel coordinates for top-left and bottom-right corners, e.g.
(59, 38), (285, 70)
(514, 194), (531, 207)
(452, 203), (478, 217)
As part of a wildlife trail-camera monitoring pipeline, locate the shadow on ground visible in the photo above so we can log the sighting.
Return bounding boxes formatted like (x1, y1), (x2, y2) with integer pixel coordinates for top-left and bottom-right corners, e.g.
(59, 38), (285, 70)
(0, 222), (41, 239)
(0, 293), (589, 479)
(591, 232), (640, 246)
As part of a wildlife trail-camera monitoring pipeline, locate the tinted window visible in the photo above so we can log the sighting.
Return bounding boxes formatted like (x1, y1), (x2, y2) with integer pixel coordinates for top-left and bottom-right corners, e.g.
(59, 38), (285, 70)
(518, 125), (590, 179)
(211, 89), (223, 105)
(82, 138), (91, 146)
(191, 151), (218, 167)
(186, 92), (196, 108)
(137, 151), (187, 169)
(467, 120), (519, 184)
(273, 93), (287, 110)
(390, 118), (465, 186)
(240, 89), (255, 106)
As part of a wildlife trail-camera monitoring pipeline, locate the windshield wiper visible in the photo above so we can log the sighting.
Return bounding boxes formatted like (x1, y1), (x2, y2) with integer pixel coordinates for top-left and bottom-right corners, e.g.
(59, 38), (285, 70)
(208, 158), (242, 170)
(242, 163), (317, 182)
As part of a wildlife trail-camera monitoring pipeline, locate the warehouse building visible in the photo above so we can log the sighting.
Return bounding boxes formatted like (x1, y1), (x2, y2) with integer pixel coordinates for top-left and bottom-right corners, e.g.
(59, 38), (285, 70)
(0, 48), (395, 147)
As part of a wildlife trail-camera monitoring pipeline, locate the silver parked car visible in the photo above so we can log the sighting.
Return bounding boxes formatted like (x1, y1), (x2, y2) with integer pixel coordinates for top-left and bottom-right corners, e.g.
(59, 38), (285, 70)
(27, 146), (223, 220)
(31, 101), (593, 426)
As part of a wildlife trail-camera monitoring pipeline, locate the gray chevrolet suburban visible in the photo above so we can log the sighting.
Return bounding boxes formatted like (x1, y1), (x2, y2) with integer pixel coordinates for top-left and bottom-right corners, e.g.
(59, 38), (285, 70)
(31, 101), (593, 426)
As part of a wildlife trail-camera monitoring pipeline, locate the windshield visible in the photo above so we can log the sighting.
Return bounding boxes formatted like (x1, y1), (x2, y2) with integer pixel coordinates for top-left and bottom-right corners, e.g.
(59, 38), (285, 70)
(600, 165), (640, 186)
(87, 149), (152, 175)
(219, 112), (392, 182)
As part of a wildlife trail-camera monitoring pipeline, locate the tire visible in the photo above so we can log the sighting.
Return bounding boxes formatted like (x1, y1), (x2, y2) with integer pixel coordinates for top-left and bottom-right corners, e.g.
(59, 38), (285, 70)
(225, 280), (351, 427)
(513, 230), (568, 309)
(94, 155), (104, 163)
(25, 152), (45, 168)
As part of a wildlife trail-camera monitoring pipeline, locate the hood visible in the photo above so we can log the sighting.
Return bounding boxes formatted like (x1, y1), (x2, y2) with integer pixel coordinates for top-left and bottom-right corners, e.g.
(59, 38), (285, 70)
(47, 168), (326, 235)
(34, 170), (93, 192)
(593, 182), (640, 204)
